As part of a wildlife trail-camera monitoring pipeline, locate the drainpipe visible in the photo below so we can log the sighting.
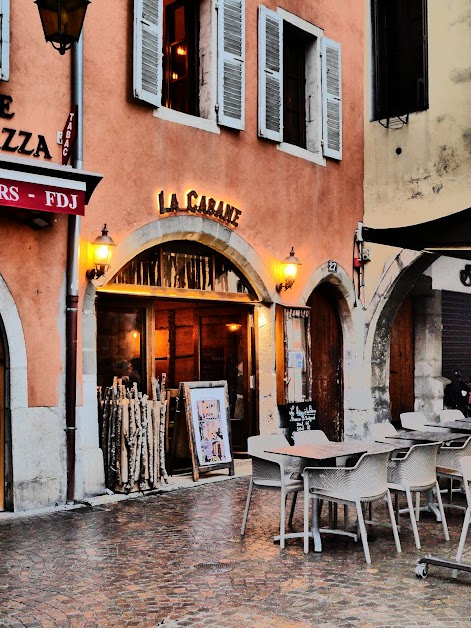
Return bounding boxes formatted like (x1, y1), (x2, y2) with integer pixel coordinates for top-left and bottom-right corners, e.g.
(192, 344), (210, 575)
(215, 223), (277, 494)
(65, 36), (84, 504)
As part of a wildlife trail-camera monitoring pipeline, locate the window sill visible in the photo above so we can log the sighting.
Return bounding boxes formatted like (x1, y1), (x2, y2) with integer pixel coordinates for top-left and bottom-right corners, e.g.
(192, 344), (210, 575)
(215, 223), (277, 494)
(277, 142), (326, 166)
(153, 107), (220, 135)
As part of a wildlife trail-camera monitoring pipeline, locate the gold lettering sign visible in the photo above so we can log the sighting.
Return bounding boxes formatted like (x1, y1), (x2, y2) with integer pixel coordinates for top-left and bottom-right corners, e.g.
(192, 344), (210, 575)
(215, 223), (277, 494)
(157, 190), (242, 228)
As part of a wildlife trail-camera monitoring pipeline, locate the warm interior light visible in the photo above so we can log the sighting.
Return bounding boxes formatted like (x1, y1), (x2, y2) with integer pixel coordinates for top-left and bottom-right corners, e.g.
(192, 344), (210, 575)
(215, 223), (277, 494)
(132, 331), (139, 339)
(176, 46), (186, 56)
(172, 72), (179, 80)
(226, 323), (242, 333)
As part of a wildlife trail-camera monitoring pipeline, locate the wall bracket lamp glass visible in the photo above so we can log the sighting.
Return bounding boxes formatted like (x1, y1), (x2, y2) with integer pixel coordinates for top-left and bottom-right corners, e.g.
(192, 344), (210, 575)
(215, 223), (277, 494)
(86, 224), (116, 280)
(35, 0), (91, 55)
(276, 247), (301, 292)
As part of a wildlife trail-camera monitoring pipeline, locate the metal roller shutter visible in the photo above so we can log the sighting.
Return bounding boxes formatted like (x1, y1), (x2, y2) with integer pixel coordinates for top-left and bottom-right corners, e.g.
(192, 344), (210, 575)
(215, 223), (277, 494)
(442, 290), (471, 379)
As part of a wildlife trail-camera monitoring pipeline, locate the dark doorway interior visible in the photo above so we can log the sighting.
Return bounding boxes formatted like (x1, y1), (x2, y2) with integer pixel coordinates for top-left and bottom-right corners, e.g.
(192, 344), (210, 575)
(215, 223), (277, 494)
(308, 283), (343, 441)
(97, 297), (256, 454)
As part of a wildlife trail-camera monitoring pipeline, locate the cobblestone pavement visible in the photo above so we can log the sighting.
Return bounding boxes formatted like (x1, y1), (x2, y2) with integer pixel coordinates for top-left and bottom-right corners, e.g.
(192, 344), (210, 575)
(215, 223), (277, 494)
(0, 477), (470, 627)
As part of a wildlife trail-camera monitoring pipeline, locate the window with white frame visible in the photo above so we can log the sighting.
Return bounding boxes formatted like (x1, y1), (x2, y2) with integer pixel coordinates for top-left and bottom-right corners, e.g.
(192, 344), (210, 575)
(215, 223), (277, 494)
(133, 0), (245, 131)
(258, 6), (342, 161)
(0, 0), (10, 82)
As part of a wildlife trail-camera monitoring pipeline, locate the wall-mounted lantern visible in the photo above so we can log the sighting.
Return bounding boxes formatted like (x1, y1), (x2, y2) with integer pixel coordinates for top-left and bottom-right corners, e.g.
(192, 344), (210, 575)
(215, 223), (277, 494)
(86, 224), (116, 280)
(276, 247), (301, 292)
(35, 0), (91, 55)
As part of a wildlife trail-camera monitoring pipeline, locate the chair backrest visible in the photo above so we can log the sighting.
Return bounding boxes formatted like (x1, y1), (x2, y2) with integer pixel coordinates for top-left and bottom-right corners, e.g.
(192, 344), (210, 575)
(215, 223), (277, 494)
(460, 456), (471, 506)
(400, 411), (428, 430)
(369, 422), (397, 443)
(293, 429), (329, 445)
(247, 434), (289, 457)
(439, 409), (466, 423)
(305, 450), (390, 501)
(437, 435), (471, 472)
(389, 442), (440, 489)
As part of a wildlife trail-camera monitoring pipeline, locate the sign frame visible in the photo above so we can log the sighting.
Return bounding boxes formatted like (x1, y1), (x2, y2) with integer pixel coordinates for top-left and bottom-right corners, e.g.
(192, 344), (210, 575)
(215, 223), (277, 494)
(179, 380), (234, 481)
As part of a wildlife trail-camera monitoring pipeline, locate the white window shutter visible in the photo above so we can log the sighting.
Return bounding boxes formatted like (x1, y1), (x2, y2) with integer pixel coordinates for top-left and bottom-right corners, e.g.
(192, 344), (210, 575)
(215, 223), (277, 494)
(133, 0), (162, 107)
(258, 6), (283, 142)
(322, 38), (342, 160)
(217, 0), (245, 130)
(0, 0), (10, 82)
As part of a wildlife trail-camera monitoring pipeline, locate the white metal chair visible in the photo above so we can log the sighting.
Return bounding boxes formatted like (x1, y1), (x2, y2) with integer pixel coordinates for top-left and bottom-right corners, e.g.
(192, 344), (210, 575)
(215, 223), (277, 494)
(387, 442), (449, 549)
(369, 422), (399, 443)
(303, 450), (401, 564)
(293, 429), (329, 445)
(241, 435), (304, 549)
(435, 435), (471, 513)
(400, 412), (428, 430)
(439, 409), (466, 423)
(455, 456), (471, 565)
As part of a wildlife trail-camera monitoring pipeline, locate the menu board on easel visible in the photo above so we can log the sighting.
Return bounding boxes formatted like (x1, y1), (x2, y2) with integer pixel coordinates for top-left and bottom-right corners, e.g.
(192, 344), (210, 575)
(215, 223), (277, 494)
(177, 380), (234, 481)
(284, 402), (317, 443)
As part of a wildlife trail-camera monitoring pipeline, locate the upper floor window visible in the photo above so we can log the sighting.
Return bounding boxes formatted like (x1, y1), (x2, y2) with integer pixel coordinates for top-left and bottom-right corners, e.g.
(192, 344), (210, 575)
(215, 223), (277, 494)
(133, 0), (245, 131)
(258, 7), (342, 161)
(0, 0), (10, 81)
(372, 0), (428, 121)
(163, 0), (199, 115)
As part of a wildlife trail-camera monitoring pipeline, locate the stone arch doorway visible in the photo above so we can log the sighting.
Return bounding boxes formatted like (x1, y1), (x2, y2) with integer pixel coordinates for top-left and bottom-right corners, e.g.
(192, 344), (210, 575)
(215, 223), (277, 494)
(367, 251), (435, 423)
(308, 283), (344, 441)
(96, 239), (260, 453)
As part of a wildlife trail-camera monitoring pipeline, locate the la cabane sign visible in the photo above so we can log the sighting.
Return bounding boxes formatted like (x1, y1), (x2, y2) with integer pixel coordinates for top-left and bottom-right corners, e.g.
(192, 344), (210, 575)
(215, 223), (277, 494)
(158, 189), (242, 228)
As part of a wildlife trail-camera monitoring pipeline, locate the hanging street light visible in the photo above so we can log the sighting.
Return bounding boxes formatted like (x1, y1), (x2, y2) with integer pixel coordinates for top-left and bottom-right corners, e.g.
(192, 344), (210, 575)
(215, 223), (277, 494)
(35, 0), (91, 55)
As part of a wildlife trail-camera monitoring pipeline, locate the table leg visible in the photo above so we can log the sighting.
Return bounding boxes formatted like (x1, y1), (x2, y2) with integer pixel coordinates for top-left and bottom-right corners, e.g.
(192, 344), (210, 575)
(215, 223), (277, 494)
(312, 496), (322, 552)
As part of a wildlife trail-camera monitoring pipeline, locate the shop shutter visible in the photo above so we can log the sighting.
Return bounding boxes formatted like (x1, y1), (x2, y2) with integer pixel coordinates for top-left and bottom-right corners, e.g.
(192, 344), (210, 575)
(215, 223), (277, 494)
(217, 0), (245, 130)
(258, 6), (283, 142)
(133, 0), (162, 107)
(0, 0), (10, 81)
(321, 38), (342, 160)
(442, 291), (471, 380)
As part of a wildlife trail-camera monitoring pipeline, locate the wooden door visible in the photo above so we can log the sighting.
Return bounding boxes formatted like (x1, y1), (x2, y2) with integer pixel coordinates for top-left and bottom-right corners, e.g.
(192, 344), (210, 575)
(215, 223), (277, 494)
(308, 284), (343, 441)
(0, 329), (5, 511)
(389, 293), (415, 425)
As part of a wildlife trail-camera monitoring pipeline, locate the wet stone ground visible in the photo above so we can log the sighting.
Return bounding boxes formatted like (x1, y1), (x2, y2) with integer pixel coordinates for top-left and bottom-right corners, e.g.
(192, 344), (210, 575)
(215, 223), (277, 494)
(0, 477), (470, 627)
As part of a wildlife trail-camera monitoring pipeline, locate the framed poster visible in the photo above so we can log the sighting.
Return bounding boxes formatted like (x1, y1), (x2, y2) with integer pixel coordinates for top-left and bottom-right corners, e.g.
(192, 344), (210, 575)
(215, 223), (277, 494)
(180, 380), (234, 481)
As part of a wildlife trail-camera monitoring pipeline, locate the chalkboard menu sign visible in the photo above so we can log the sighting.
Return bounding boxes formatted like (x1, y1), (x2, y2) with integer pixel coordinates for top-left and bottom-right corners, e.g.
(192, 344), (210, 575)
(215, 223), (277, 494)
(281, 402), (317, 443)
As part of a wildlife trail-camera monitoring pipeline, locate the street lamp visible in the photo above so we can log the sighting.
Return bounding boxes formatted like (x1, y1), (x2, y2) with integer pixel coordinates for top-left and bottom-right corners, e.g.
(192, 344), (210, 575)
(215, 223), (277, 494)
(276, 247), (301, 292)
(35, 0), (91, 55)
(86, 224), (116, 280)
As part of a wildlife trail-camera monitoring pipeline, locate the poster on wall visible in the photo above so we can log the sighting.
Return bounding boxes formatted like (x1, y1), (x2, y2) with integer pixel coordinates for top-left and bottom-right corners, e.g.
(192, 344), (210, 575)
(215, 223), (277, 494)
(180, 380), (234, 481)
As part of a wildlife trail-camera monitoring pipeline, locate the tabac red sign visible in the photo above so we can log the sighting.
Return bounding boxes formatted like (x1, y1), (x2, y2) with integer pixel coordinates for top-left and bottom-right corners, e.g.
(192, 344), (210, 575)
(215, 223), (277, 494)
(0, 177), (85, 216)
(61, 106), (78, 166)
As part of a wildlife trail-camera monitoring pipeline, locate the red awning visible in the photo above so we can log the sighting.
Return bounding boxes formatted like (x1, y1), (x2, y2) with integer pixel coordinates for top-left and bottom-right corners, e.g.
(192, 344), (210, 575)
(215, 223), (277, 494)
(0, 154), (102, 217)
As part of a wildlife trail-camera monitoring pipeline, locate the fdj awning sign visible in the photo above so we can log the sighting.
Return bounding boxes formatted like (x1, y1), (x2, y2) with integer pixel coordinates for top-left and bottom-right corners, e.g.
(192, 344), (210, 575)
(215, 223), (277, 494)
(158, 190), (242, 227)
(0, 177), (85, 216)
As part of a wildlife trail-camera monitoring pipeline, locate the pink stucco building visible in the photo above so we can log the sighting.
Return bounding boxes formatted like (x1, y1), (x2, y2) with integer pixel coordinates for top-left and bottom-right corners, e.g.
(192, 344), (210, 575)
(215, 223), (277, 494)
(0, 0), (364, 511)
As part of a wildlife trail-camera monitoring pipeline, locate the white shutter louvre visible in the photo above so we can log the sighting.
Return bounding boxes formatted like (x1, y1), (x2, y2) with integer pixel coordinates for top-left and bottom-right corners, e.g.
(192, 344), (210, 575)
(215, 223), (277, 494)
(0, 0), (10, 82)
(258, 6), (283, 142)
(133, 0), (162, 107)
(217, 0), (245, 130)
(322, 38), (342, 160)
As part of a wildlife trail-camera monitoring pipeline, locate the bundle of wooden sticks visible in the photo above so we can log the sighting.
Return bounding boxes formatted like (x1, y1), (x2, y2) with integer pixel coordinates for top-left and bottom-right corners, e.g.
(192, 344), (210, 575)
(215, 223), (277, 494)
(98, 375), (169, 492)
